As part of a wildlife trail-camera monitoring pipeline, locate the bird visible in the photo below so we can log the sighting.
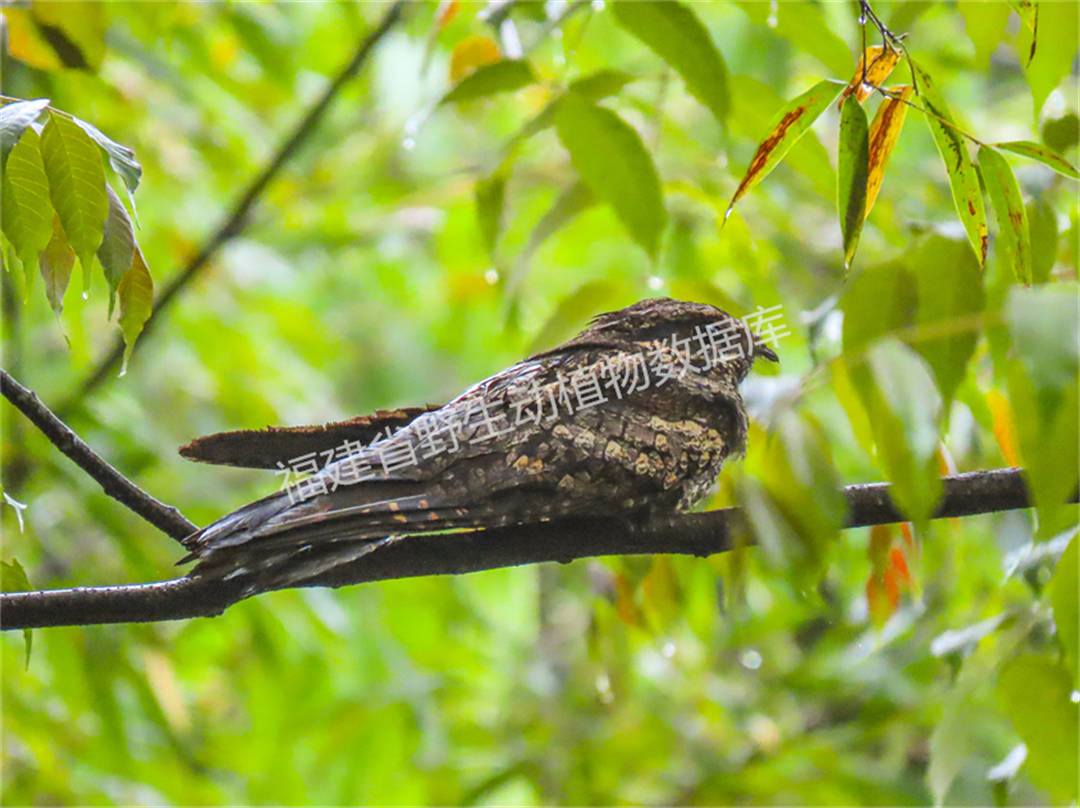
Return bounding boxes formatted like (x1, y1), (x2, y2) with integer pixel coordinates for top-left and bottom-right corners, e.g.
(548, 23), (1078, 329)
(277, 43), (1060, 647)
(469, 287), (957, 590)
(179, 298), (779, 595)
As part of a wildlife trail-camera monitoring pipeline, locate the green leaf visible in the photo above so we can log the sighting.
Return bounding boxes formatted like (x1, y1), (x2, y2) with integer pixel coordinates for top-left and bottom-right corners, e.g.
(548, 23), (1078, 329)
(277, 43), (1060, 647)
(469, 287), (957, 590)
(440, 60), (536, 105)
(39, 110), (108, 285)
(726, 79), (843, 218)
(474, 172), (506, 260)
(527, 279), (628, 355)
(66, 113), (143, 195)
(1, 557), (33, 669)
(913, 62), (988, 268)
(567, 70), (636, 101)
(507, 181), (595, 299)
(1027, 196), (1058, 284)
(957, 1), (1011, 69)
(1006, 284), (1079, 391)
(1049, 535), (1078, 687)
(1, 127), (54, 287)
(978, 146), (1032, 285)
(993, 139), (1079, 181)
(910, 236), (984, 408)
(0, 97), (49, 161)
(610, 0), (730, 124)
(837, 94), (869, 271)
(1041, 113), (1080, 156)
(841, 259), (917, 354)
(1018, 1), (1079, 118)
(117, 247), (153, 374)
(554, 94), (667, 259)
(859, 339), (944, 524)
(39, 215), (75, 316)
(97, 185), (136, 305)
(734, 1), (851, 75)
(997, 654), (1079, 803)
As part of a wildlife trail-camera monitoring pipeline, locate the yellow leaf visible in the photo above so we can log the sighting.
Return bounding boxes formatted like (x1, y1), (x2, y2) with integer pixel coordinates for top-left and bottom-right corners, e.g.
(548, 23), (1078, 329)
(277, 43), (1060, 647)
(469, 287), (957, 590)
(987, 390), (1021, 467)
(117, 247), (153, 375)
(838, 45), (902, 109)
(449, 34), (500, 82)
(865, 84), (914, 216)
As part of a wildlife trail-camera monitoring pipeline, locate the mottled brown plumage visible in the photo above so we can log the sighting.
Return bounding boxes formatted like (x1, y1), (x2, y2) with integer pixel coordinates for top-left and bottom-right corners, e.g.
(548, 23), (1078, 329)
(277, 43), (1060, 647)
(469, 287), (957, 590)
(181, 298), (777, 593)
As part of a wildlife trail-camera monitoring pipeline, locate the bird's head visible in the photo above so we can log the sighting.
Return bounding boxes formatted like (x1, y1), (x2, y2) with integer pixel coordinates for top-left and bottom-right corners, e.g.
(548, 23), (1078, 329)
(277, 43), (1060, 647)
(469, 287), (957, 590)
(571, 297), (780, 381)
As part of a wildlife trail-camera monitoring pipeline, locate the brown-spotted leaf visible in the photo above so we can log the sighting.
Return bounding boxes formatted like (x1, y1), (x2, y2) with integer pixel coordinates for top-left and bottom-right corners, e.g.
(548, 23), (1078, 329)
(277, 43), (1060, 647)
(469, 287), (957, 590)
(726, 78), (843, 220)
(913, 61), (988, 269)
(994, 140), (1079, 180)
(865, 85), (914, 216)
(837, 45), (902, 109)
(978, 146), (1032, 285)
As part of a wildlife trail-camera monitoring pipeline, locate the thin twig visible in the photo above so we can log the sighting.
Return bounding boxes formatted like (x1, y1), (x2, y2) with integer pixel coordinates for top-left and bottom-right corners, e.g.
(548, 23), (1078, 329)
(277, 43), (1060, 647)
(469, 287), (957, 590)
(3, 468), (1071, 631)
(56, 1), (406, 419)
(1, 368), (198, 541)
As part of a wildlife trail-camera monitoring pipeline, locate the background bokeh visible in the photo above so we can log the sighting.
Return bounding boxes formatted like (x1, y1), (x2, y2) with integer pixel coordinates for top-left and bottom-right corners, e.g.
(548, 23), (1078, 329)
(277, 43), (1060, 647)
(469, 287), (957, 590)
(2, 2), (1077, 804)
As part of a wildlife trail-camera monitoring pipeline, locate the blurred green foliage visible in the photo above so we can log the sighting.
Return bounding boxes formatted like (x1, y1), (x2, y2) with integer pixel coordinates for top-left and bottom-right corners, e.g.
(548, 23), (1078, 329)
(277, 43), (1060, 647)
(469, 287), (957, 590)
(1, 1), (1077, 804)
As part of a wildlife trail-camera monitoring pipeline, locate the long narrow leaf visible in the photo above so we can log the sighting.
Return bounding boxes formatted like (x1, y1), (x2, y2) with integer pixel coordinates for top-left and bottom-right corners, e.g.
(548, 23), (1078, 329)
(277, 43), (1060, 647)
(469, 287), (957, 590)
(1, 127), (54, 285)
(726, 79), (843, 219)
(837, 94), (869, 270)
(865, 85), (914, 216)
(994, 140), (1079, 180)
(978, 146), (1033, 285)
(117, 247), (153, 375)
(913, 62), (988, 268)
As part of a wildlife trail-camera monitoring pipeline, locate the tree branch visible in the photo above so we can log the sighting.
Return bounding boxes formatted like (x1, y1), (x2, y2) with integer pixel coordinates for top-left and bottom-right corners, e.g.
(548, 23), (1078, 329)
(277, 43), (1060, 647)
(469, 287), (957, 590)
(3, 468), (1067, 631)
(56, 1), (406, 418)
(1, 368), (198, 541)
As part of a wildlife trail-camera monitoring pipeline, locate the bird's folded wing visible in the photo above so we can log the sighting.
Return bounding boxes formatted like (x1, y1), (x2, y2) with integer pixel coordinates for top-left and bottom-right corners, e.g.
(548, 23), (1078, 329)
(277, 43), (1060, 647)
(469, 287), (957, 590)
(177, 406), (442, 469)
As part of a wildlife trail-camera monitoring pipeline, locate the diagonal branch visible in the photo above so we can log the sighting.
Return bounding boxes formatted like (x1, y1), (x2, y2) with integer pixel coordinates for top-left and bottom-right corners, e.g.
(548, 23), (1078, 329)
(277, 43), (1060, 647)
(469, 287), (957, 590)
(1, 368), (198, 540)
(1, 468), (1065, 631)
(56, 1), (406, 418)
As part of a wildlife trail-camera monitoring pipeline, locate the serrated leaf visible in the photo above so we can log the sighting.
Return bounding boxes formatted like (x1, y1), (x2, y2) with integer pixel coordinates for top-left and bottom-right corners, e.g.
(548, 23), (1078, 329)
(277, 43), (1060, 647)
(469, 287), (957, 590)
(997, 654), (1079, 803)
(725, 79), (843, 219)
(39, 215), (74, 315)
(475, 171), (506, 260)
(0, 557), (32, 669)
(117, 248), (153, 374)
(441, 59), (535, 105)
(1, 127), (54, 288)
(913, 62), (988, 268)
(554, 94), (666, 259)
(1049, 535), (1078, 687)
(837, 94), (869, 270)
(837, 45), (901, 108)
(67, 114), (143, 195)
(910, 236), (985, 407)
(865, 85), (914, 216)
(39, 111), (108, 285)
(97, 185), (136, 306)
(610, 0), (729, 124)
(978, 146), (1032, 285)
(993, 140), (1079, 180)
(0, 98), (50, 161)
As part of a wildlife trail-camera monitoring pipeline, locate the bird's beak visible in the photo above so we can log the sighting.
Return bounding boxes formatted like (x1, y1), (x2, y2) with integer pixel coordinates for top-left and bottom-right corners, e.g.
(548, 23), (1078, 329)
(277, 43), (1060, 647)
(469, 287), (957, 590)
(755, 344), (779, 363)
